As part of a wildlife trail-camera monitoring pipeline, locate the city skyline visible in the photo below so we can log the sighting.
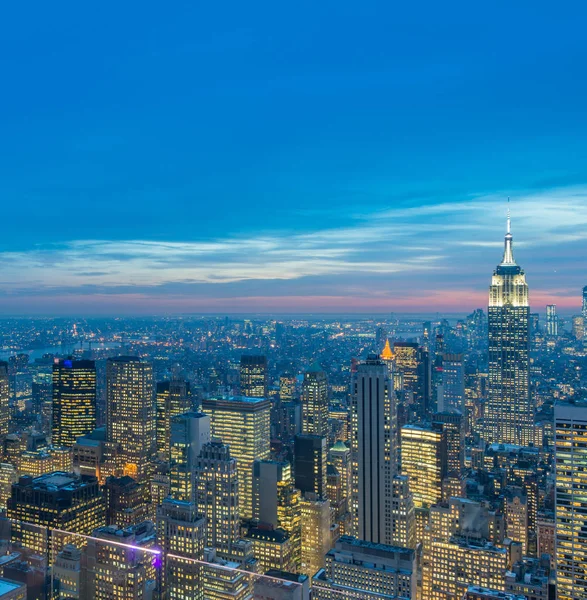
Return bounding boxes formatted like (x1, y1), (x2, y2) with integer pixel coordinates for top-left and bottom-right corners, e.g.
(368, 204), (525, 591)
(1, 4), (587, 315)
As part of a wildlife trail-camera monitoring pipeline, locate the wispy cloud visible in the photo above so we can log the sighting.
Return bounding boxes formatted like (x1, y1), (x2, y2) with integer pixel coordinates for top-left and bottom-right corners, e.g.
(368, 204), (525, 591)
(1, 184), (586, 312)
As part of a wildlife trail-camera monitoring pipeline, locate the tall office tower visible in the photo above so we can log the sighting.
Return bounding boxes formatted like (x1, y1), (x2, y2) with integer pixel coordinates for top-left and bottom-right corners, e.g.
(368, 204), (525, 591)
(505, 487), (528, 554)
(279, 373), (296, 401)
(301, 364), (329, 437)
(157, 498), (207, 600)
(106, 357), (154, 481)
(169, 411), (210, 501)
(155, 378), (191, 459)
(7, 472), (105, 554)
(328, 441), (351, 505)
(194, 440), (239, 554)
(312, 536), (416, 600)
(572, 316), (585, 340)
(433, 412), (465, 476)
(583, 286), (587, 319)
(438, 353), (465, 413)
(546, 304), (558, 337)
(352, 355), (412, 546)
(0, 362), (9, 437)
(300, 494), (332, 578)
(252, 460), (302, 568)
(555, 401), (587, 600)
(294, 434), (327, 498)
(104, 475), (148, 528)
(84, 522), (157, 600)
(239, 355), (267, 398)
(486, 213), (531, 446)
(400, 424), (447, 509)
(393, 342), (431, 420)
(51, 359), (96, 448)
(202, 396), (270, 519)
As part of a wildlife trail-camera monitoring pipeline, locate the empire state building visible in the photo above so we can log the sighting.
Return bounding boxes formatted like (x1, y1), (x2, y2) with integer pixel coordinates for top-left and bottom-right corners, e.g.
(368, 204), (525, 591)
(486, 212), (532, 446)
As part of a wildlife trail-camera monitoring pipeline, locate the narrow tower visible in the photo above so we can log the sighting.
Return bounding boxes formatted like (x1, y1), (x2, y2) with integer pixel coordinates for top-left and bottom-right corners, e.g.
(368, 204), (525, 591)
(486, 210), (532, 446)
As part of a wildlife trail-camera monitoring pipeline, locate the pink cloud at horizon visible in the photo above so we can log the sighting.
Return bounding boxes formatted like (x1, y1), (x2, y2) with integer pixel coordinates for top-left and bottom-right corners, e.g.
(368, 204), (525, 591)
(0, 288), (582, 316)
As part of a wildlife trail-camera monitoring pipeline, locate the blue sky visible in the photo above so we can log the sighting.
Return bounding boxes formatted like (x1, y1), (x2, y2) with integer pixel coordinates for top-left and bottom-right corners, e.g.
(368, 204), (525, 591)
(1, 2), (586, 314)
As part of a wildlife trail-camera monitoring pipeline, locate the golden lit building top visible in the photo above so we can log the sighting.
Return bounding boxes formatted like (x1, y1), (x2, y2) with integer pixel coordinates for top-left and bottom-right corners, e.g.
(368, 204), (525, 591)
(380, 339), (395, 361)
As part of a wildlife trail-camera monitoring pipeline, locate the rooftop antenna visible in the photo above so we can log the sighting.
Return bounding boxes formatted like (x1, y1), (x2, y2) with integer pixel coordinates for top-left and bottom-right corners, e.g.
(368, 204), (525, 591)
(507, 197), (511, 234)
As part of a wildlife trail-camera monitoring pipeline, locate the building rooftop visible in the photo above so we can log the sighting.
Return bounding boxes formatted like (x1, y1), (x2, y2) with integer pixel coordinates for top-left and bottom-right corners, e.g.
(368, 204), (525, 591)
(0, 579), (25, 596)
(246, 527), (289, 543)
(334, 535), (414, 557)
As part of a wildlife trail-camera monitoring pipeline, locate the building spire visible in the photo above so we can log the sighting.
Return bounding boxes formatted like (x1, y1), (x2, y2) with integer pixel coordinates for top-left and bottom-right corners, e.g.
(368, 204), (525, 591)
(501, 199), (515, 265)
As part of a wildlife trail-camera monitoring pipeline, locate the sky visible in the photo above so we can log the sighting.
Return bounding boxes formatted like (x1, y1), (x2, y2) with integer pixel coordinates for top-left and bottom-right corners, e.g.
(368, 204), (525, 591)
(1, 1), (586, 315)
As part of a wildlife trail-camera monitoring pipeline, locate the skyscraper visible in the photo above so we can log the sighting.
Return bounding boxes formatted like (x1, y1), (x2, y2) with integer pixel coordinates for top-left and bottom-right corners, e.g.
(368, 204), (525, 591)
(300, 494), (332, 578)
(155, 378), (191, 459)
(555, 401), (587, 600)
(202, 396), (270, 519)
(239, 355), (267, 398)
(433, 411), (465, 476)
(400, 424), (447, 509)
(157, 498), (207, 600)
(393, 342), (431, 420)
(52, 359), (96, 448)
(352, 355), (413, 546)
(546, 304), (558, 337)
(252, 460), (301, 569)
(294, 434), (327, 498)
(169, 411), (210, 501)
(438, 353), (465, 414)
(194, 440), (239, 554)
(0, 362), (9, 438)
(106, 357), (155, 482)
(84, 523), (157, 600)
(301, 364), (329, 438)
(486, 213), (532, 446)
(583, 285), (587, 319)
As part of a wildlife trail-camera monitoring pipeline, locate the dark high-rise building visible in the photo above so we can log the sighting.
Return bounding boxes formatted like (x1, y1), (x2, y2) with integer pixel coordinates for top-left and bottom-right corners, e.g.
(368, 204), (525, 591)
(433, 412), (465, 476)
(52, 359), (96, 448)
(438, 354), (465, 414)
(351, 355), (415, 548)
(0, 361), (9, 438)
(394, 342), (431, 420)
(104, 475), (148, 528)
(155, 378), (191, 459)
(239, 355), (267, 398)
(294, 434), (327, 498)
(301, 364), (328, 438)
(583, 286), (587, 319)
(106, 357), (154, 482)
(486, 214), (532, 446)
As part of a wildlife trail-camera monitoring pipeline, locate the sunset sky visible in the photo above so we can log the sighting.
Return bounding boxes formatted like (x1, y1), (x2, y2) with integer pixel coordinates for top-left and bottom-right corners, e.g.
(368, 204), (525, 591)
(1, 2), (586, 315)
